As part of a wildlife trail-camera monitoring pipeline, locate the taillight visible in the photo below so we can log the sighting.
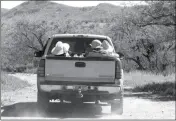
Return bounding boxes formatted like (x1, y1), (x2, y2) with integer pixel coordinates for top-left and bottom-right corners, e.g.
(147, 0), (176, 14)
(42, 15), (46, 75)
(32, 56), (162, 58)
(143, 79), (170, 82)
(115, 58), (122, 79)
(37, 59), (45, 77)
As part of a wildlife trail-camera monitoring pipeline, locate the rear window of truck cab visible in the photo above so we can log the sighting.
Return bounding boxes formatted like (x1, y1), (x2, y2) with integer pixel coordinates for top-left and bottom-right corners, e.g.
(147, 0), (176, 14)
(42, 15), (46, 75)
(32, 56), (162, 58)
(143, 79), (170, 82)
(47, 37), (112, 56)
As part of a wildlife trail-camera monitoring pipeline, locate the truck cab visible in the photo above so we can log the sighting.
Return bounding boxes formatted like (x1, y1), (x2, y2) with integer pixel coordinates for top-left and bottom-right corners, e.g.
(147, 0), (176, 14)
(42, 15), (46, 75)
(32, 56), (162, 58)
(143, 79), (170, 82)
(35, 34), (124, 115)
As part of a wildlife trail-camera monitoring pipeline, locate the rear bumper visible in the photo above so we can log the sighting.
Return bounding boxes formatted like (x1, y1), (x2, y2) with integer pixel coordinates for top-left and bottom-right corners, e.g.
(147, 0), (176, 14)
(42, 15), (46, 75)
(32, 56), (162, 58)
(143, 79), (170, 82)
(38, 81), (123, 101)
(40, 84), (121, 93)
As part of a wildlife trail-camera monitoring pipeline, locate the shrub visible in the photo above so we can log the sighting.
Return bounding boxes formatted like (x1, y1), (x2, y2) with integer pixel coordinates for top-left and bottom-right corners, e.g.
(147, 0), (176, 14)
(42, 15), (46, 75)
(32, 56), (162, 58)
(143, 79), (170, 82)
(26, 63), (34, 69)
(24, 68), (37, 74)
(133, 82), (175, 97)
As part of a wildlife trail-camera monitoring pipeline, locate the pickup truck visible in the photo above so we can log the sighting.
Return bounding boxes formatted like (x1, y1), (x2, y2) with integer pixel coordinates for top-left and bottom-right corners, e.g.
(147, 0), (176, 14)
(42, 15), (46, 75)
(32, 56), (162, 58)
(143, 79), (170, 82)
(34, 34), (124, 115)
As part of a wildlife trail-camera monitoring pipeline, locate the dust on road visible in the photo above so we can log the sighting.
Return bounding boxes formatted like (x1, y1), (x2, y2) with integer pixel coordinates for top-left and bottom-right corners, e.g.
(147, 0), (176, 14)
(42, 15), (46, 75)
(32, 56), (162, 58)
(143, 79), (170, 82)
(1, 73), (175, 119)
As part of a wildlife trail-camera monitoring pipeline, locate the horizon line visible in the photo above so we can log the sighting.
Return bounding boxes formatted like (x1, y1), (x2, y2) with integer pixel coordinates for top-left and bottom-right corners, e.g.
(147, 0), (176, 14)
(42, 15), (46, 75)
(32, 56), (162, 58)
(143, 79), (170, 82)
(1, 1), (148, 9)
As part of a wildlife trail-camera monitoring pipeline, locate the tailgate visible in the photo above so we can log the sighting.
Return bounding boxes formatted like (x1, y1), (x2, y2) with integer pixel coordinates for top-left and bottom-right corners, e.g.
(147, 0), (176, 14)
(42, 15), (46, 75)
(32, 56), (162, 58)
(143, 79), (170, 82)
(45, 59), (115, 83)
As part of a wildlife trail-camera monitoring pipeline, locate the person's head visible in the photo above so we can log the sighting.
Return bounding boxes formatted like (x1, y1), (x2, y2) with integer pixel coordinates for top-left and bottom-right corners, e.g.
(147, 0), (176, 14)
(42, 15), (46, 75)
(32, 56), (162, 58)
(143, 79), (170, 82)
(63, 43), (70, 53)
(90, 39), (102, 49)
(102, 40), (113, 52)
(53, 41), (64, 55)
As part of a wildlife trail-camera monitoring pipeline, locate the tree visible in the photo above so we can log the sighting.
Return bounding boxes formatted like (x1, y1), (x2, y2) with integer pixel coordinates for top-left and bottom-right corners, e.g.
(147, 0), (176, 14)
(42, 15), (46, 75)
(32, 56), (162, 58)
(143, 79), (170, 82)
(107, 7), (148, 70)
(138, 1), (175, 73)
(107, 2), (175, 73)
(137, 1), (176, 27)
(13, 20), (50, 51)
(3, 20), (53, 69)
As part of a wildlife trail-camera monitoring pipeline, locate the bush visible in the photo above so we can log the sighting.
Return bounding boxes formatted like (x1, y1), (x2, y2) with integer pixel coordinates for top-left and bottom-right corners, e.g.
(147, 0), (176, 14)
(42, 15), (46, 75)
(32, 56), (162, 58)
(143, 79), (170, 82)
(2, 66), (16, 72)
(15, 64), (27, 72)
(24, 68), (37, 74)
(2, 63), (37, 73)
(26, 63), (33, 69)
(133, 82), (175, 97)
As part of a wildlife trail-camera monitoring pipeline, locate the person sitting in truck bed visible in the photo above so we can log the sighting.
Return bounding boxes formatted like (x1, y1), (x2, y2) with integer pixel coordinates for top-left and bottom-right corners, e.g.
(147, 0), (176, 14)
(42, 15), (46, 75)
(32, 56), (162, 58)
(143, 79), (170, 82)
(102, 40), (119, 58)
(86, 39), (107, 57)
(102, 40), (113, 54)
(86, 39), (120, 59)
(63, 43), (71, 57)
(51, 41), (70, 57)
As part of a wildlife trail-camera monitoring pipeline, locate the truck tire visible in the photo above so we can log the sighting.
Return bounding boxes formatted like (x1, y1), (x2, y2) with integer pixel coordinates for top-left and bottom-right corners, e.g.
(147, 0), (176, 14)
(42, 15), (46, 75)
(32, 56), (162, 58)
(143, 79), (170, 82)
(111, 97), (123, 115)
(37, 90), (49, 113)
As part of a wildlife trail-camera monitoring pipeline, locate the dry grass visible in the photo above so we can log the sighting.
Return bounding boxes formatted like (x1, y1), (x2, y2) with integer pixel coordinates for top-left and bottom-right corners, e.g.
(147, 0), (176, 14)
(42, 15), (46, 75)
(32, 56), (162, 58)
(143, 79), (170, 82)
(124, 71), (175, 87)
(1, 72), (32, 106)
(124, 71), (175, 98)
(1, 72), (31, 92)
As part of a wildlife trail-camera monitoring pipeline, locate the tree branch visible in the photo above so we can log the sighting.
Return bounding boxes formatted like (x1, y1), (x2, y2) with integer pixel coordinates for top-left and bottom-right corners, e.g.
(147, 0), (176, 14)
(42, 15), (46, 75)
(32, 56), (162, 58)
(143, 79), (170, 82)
(31, 32), (44, 48)
(27, 45), (39, 51)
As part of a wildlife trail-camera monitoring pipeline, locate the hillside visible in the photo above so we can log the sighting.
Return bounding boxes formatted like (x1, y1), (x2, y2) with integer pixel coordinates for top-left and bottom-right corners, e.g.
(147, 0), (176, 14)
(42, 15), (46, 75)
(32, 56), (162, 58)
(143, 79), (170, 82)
(1, 8), (9, 16)
(1, 1), (123, 25)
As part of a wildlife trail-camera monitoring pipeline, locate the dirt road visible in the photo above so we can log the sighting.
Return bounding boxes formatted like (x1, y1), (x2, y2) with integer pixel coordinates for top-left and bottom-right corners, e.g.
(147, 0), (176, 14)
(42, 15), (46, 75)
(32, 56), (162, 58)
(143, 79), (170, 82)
(1, 73), (175, 119)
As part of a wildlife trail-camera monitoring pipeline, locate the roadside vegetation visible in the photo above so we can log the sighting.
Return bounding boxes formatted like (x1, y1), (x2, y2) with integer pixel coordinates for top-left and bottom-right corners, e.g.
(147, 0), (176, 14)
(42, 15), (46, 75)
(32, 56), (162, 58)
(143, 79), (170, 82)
(133, 82), (175, 97)
(124, 71), (175, 98)
(124, 71), (175, 87)
(1, 72), (32, 106)
(1, 72), (31, 92)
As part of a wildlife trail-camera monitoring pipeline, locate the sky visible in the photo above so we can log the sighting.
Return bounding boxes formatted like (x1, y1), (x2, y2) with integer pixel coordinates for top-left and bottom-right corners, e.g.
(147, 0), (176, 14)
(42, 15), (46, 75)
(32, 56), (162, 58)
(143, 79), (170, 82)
(1, 1), (147, 9)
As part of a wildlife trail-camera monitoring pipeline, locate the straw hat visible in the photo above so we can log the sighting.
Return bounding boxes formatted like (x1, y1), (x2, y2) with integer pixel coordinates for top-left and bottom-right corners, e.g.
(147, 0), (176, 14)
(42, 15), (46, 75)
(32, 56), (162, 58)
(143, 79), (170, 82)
(90, 39), (102, 49)
(51, 41), (64, 55)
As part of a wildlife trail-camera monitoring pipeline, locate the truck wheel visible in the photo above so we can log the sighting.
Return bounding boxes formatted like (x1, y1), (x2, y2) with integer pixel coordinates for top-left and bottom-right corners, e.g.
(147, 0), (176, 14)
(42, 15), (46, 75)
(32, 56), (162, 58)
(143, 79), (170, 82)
(37, 90), (49, 114)
(111, 97), (123, 115)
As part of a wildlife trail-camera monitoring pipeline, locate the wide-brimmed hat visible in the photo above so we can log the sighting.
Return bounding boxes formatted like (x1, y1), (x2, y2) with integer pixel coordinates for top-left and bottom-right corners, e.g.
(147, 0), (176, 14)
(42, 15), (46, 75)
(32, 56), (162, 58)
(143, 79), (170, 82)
(51, 41), (64, 55)
(90, 39), (102, 49)
(63, 43), (70, 53)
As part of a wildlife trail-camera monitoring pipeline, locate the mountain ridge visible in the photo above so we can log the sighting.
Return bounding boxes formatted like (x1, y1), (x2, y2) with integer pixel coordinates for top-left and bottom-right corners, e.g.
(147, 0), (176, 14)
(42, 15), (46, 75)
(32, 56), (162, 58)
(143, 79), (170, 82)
(1, 1), (124, 22)
(1, 8), (9, 16)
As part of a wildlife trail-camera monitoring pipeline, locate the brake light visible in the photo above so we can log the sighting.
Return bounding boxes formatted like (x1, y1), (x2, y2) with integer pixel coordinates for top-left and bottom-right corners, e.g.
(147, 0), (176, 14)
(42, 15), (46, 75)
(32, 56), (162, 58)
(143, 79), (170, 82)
(115, 58), (122, 79)
(37, 59), (45, 77)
